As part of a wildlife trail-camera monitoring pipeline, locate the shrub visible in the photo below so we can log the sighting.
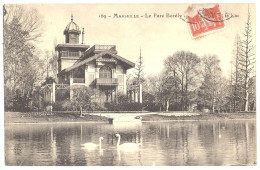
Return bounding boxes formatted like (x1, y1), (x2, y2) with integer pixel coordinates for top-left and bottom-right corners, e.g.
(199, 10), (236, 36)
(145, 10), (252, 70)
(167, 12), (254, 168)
(53, 100), (75, 111)
(143, 102), (161, 112)
(90, 102), (107, 111)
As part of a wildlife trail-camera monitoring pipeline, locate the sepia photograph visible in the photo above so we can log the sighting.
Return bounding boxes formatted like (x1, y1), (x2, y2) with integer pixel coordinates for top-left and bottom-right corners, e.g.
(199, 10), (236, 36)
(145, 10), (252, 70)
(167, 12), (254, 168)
(2, 2), (257, 166)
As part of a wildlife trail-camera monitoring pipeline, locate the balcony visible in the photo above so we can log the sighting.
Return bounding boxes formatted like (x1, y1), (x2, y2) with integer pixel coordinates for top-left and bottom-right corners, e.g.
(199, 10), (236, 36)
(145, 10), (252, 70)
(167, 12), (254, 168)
(73, 78), (85, 84)
(96, 78), (118, 86)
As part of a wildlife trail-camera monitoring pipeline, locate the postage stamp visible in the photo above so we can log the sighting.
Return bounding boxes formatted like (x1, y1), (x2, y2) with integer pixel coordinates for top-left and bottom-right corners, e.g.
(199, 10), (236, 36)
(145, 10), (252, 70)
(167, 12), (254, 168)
(186, 4), (225, 38)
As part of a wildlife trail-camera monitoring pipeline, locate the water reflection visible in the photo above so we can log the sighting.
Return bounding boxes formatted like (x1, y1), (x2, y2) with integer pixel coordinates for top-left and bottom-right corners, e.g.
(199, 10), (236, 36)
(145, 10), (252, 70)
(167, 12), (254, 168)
(5, 120), (256, 166)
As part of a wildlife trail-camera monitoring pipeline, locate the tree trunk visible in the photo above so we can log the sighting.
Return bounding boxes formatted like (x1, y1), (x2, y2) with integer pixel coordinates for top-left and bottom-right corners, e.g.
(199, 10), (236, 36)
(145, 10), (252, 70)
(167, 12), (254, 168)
(166, 100), (169, 112)
(80, 106), (83, 117)
(245, 77), (249, 111)
(185, 71), (188, 111)
(181, 75), (184, 111)
(212, 94), (215, 113)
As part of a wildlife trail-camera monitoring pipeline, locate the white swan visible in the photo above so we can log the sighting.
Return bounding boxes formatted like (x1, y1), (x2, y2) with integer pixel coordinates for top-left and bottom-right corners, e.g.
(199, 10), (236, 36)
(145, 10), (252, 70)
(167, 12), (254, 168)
(81, 137), (104, 151)
(115, 133), (141, 151)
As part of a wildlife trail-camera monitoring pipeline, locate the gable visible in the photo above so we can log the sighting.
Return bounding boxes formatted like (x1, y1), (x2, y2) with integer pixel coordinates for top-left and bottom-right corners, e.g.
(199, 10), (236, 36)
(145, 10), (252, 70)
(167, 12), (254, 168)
(96, 54), (118, 63)
(59, 51), (135, 74)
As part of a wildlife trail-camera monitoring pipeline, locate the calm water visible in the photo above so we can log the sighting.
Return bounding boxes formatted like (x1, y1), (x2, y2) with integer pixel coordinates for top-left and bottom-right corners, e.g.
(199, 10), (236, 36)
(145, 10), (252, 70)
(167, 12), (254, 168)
(5, 120), (256, 166)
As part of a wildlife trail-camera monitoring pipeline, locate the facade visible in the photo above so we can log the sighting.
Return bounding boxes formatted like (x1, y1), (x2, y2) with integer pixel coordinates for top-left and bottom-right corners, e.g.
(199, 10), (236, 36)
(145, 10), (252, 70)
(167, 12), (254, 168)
(56, 16), (135, 103)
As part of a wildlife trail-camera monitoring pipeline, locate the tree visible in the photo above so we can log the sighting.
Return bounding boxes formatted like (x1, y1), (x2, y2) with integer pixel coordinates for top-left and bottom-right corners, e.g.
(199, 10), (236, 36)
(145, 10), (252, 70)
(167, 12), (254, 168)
(71, 87), (97, 116)
(248, 76), (256, 111)
(197, 55), (222, 112)
(240, 6), (255, 111)
(133, 48), (145, 103)
(145, 73), (169, 111)
(230, 34), (244, 112)
(4, 5), (43, 42)
(47, 39), (59, 80)
(164, 51), (201, 111)
(135, 48), (145, 84)
(3, 5), (43, 111)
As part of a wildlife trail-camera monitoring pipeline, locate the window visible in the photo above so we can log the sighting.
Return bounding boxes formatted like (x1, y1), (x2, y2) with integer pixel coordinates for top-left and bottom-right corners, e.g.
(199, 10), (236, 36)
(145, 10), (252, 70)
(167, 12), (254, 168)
(99, 65), (112, 78)
(62, 51), (68, 57)
(68, 50), (79, 57)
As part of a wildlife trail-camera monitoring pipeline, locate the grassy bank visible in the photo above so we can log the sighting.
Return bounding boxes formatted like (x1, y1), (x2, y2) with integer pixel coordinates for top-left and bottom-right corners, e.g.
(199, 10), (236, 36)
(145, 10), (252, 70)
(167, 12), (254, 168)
(141, 112), (256, 121)
(5, 111), (108, 124)
(5, 111), (256, 124)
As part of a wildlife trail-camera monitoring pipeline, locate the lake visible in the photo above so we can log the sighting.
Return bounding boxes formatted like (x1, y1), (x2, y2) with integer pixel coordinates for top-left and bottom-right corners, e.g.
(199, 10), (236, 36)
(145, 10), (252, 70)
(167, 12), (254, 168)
(5, 120), (256, 166)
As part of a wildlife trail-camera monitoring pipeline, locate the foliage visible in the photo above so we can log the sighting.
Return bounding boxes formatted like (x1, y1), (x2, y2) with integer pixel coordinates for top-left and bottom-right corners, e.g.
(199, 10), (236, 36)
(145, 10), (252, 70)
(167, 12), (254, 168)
(12, 90), (32, 112)
(196, 55), (223, 112)
(3, 5), (44, 111)
(145, 51), (201, 111)
(117, 93), (129, 103)
(53, 100), (75, 111)
(45, 40), (59, 80)
(71, 87), (98, 111)
(143, 102), (161, 112)
(41, 77), (56, 86)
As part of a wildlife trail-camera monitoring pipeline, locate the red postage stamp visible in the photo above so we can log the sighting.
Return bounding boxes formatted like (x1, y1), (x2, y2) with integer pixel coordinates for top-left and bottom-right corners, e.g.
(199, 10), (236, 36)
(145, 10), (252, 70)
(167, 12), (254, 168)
(186, 4), (224, 38)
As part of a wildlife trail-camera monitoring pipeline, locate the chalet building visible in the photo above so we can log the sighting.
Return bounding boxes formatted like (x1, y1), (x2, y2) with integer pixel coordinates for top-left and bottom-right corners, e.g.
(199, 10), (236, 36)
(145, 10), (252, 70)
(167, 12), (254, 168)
(55, 16), (135, 103)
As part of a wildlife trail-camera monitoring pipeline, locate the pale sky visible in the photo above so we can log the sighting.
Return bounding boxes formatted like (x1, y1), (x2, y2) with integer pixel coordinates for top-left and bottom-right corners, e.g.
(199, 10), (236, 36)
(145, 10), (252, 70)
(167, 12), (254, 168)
(29, 4), (255, 77)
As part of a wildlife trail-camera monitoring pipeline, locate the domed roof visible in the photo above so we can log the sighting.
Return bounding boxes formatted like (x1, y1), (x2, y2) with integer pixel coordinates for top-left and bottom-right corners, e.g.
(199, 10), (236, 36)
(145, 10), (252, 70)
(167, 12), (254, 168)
(64, 15), (81, 34)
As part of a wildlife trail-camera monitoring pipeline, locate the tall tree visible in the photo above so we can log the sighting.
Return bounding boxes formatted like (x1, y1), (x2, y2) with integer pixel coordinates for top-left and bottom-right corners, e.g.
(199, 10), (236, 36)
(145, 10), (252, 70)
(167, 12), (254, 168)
(135, 48), (145, 84)
(198, 55), (222, 112)
(47, 39), (59, 80)
(240, 6), (255, 111)
(134, 48), (145, 103)
(147, 72), (173, 111)
(3, 5), (43, 110)
(230, 34), (243, 112)
(164, 51), (201, 111)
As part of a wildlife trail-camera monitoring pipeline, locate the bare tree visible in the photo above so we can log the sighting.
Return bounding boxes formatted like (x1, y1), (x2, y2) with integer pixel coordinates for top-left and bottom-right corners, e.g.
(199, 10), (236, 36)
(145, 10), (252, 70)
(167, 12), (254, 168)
(135, 48), (145, 84)
(4, 5), (43, 42)
(133, 48), (145, 103)
(240, 6), (255, 111)
(164, 51), (201, 111)
(230, 34), (243, 112)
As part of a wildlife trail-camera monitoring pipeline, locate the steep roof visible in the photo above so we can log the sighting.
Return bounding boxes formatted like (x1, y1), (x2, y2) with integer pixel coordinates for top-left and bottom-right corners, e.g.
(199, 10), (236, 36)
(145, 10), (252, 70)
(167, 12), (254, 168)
(58, 51), (135, 75)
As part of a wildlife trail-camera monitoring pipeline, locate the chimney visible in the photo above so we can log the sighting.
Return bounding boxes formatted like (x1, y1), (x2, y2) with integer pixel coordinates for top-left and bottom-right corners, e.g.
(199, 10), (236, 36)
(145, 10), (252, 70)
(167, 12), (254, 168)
(82, 28), (85, 44)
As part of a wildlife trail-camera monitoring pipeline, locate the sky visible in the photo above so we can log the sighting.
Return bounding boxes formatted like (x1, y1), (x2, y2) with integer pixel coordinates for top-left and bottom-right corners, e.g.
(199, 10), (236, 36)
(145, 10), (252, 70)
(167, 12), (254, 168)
(27, 3), (256, 77)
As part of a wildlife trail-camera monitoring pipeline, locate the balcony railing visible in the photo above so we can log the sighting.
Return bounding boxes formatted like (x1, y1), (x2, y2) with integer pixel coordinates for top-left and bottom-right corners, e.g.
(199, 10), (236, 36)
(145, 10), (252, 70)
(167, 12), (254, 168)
(61, 51), (80, 57)
(90, 45), (116, 51)
(96, 78), (118, 85)
(84, 45), (117, 57)
(73, 78), (85, 84)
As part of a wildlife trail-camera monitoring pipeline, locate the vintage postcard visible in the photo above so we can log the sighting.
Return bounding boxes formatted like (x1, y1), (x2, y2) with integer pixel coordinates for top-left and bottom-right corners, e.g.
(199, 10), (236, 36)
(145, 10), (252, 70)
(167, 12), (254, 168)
(3, 3), (256, 166)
